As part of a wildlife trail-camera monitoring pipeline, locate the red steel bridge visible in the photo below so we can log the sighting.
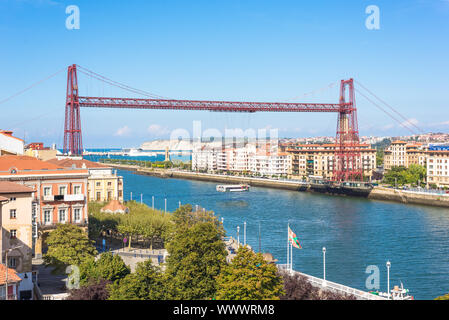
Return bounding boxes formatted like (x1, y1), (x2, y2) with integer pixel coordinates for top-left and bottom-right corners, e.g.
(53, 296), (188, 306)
(64, 64), (363, 181)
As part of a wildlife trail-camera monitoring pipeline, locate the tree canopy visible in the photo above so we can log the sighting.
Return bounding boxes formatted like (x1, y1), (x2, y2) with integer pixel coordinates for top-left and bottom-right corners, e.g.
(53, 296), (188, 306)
(89, 201), (173, 249)
(108, 260), (166, 300)
(215, 246), (284, 300)
(79, 252), (130, 286)
(43, 224), (97, 273)
(383, 164), (426, 187)
(164, 204), (227, 300)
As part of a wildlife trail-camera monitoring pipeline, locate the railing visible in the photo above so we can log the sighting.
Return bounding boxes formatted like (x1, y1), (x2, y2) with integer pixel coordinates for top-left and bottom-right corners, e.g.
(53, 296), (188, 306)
(42, 195), (54, 201)
(64, 194), (85, 201)
(278, 265), (386, 300)
(0, 294), (18, 300)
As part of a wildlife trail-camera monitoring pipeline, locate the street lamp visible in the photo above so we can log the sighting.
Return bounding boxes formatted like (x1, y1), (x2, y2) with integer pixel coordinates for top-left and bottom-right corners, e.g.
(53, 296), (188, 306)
(243, 221), (246, 246)
(237, 226), (240, 246)
(386, 261), (391, 300)
(3, 245), (23, 300)
(322, 247), (326, 281)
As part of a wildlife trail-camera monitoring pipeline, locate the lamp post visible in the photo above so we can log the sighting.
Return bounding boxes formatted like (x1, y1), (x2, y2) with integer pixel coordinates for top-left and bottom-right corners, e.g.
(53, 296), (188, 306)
(237, 226), (240, 247)
(322, 247), (326, 282)
(386, 261), (391, 300)
(3, 245), (23, 300)
(243, 221), (246, 246)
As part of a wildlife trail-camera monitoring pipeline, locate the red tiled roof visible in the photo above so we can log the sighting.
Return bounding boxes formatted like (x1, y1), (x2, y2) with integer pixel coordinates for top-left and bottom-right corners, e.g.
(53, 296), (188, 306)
(46, 158), (110, 169)
(0, 155), (88, 176)
(0, 195), (8, 201)
(0, 181), (34, 194)
(0, 264), (22, 285)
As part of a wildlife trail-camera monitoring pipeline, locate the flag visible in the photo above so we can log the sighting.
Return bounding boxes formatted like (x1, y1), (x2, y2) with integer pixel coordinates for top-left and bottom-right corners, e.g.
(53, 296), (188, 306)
(288, 226), (302, 249)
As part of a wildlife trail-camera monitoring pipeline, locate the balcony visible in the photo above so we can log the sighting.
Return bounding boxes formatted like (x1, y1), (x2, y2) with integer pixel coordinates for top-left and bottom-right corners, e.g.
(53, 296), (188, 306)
(42, 195), (54, 202)
(42, 194), (85, 202)
(64, 194), (85, 201)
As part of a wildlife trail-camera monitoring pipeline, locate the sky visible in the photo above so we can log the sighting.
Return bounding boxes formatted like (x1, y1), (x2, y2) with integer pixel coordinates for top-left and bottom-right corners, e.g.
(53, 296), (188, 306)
(0, 0), (448, 148)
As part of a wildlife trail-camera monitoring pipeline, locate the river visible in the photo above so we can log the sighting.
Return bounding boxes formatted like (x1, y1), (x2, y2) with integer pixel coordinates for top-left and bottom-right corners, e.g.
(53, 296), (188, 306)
(117, 169), (449, 300)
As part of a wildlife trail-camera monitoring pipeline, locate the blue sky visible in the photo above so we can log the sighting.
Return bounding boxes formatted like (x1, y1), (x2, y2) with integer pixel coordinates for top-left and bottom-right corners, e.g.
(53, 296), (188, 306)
(0, 0), (448, 148)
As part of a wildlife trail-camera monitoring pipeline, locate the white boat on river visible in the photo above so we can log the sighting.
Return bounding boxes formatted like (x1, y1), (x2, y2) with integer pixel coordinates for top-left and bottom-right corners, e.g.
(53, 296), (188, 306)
(216, 184), (250, 192)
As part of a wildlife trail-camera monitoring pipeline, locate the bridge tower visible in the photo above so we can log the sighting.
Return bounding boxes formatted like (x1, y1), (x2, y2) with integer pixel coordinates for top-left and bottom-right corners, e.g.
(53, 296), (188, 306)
(63, 64), (83, 155)
(334, 79), (363, 181)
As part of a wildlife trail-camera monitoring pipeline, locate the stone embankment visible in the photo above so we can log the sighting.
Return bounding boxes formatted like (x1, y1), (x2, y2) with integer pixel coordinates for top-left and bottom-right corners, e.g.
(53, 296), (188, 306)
(368, 186), (449, 208)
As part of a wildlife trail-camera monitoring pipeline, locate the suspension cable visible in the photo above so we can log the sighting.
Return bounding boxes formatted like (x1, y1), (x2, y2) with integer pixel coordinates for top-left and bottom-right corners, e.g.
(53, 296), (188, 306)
(355, 80), (423, 133)
(0, 68), (65, 105)
(76, 65), (170, 100)
(355, 88), (418, 135)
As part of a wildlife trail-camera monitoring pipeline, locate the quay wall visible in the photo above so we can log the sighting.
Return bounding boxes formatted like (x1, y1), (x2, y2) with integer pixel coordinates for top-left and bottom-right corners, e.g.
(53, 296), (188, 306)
(106, 163), (449, 208)
(368, 187), (449, 208)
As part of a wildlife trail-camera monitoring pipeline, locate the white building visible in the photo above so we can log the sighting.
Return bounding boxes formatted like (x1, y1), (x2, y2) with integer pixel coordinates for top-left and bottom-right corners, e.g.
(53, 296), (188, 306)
(0, 130), (24, 155)
(249, 154), (291, 177)
(192, 149), (218, 172)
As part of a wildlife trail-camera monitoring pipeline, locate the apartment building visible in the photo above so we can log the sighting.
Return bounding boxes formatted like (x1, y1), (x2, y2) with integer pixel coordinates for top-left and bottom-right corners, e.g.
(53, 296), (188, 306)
(287, 144), (376, 180)
(0, 130), (24, 156)
(0, 181), (35, 299)
(0, 155), (89, 257)
(192, 147), (219, 172)
(249, 152), (291, 177)
(46, 158), (124, 202)
(427, 149), (449, 188)
(384, 141), (427, 170)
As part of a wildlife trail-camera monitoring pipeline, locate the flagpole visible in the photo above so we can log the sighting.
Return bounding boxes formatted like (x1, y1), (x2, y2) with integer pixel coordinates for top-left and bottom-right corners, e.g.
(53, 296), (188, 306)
(290, 242), (293, 273)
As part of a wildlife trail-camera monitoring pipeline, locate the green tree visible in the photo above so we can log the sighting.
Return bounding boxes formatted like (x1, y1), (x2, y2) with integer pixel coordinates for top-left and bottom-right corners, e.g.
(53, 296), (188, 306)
(67, 279), (111, 300)
(43, 224), (97, 273)
(215, 246), (284, 300)
(108, 260), (166, 300)
(79, 252), (130, 286)
(165, 205), (227, 300)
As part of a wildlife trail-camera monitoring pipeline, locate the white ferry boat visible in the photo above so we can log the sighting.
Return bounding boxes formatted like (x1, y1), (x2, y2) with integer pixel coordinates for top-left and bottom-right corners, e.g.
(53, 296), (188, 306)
(370, 283), (414, 300)
(216, 184), (250, 192)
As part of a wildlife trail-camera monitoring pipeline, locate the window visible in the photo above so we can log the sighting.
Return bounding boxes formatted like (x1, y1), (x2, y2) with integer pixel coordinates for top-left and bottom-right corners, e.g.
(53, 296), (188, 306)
(10, 209), (16, 219)
(8, 257), (17, 269)
(74, 208), (81, 223)
(107, 182), (112, 187)
(96, 192), (101, 201)
(58, 209), (67, 223)
(107, 191), (112, 201)
(74, 186), (81, 194)
(44, 210), (52, 224)
(59, 186), (67, 195)
(43, 187), (51, 196)
(10, 197), (16, 201)
(10, 230), (17, 239)
(96, 182), (101, 187)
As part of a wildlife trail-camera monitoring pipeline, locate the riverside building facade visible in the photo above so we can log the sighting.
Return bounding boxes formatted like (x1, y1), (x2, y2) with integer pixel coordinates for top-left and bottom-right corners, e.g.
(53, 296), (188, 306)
(427, 148), (449, 188)
(0, 155), (89, 257)
(286, 144), (377, 181)
(46, 158), (124, 202)
(383, 141), (427, 170)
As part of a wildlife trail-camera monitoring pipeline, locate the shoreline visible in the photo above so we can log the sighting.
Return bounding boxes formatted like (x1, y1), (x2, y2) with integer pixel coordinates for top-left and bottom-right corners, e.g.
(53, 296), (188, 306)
(108, 163), (449, 208)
